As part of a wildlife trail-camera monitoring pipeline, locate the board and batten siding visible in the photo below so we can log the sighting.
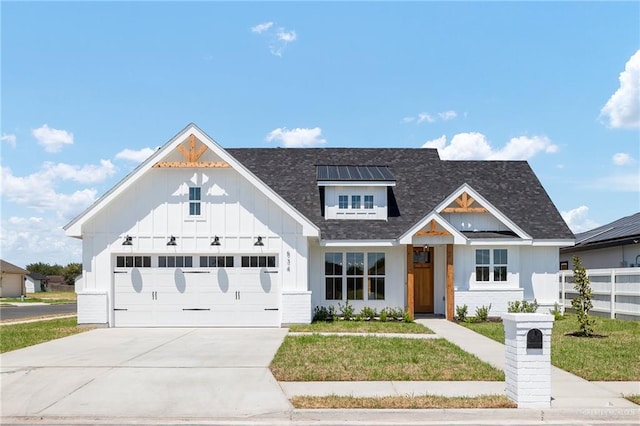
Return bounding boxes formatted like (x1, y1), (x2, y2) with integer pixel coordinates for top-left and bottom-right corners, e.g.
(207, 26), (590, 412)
(77, 166), (310, 326)
(453, 245), (559, 316)
(308, 243), (406, 313)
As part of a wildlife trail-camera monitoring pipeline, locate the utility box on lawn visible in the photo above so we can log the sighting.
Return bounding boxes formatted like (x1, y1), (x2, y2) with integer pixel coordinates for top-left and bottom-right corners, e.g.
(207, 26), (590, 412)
(503, 313), (554, 408)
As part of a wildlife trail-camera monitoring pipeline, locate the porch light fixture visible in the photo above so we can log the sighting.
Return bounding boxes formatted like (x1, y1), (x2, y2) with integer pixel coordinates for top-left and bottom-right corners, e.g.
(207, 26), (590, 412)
(254, 236), (264, 246)
(122, 235), (133, 246)
(211, 236), (221, 246)
(167, 236), (177, 246)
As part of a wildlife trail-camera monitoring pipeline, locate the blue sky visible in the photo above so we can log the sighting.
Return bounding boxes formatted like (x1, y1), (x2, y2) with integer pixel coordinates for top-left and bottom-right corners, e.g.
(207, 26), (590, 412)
(1, 1), (639, 268)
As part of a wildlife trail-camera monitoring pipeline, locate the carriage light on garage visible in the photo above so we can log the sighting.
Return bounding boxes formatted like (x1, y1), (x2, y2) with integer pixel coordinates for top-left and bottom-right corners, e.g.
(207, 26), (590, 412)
(167, 236), (177, 246)
(254, 236), (264, 246)
(122, 235), (133, 246)
(211, 236), (221, 246)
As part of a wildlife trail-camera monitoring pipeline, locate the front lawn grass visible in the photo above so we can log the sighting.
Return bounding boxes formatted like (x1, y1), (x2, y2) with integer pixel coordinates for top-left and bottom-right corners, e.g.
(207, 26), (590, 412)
(0, 317), (90, 353)
(625, 395), (640, 405)
(289, 321), (433, 334)
(461, 315), (640, 381)
(291, 394), (515, 409)
(271, 335), (504, 381)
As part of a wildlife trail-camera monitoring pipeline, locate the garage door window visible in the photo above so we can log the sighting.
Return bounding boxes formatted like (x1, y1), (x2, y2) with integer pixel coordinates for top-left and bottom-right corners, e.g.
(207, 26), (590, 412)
(241, 256), (276, 267)
(116, 256), (151, 268)
(158, 256), (193, 267)
(199, 256), (235, 267)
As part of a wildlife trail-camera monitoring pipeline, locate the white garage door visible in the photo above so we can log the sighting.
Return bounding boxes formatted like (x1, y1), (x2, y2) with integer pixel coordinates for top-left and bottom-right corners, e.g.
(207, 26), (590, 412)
(113, 256), (280, 327)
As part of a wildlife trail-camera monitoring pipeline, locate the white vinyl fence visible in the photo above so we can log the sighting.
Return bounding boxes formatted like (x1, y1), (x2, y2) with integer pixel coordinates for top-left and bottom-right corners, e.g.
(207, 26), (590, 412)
(559, 268), (640, 320)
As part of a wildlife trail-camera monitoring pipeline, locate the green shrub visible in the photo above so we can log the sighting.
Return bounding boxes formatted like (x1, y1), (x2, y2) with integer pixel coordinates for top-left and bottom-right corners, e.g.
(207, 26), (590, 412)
(403, 308), (414, 323)
(455, 304), (468, 322)
(507, 299), (538, 313)
(379, 309), (388, 322)
(549, 302), (564, 321)
(312, 305), (336, 322)
(338, 300), (355, 320)
(360, 306), (377, 321)
(475, 304), (491, 322)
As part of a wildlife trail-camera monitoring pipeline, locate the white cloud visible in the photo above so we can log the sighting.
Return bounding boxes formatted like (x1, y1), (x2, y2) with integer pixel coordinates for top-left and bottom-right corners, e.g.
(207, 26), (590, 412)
(600, 49), (640, 129)
(589, 172), (640, 192)
(404, 110), (458, 125)
(251, 21), (273, 34)
(0, 161), (112, 220)
(417, 112), (435, 124)
(422, 132), (558, 161)
(1, 133), (16, 148)
(32, 124), (74, 153)
(1, 216), (82, 266)
(612, 152), (635, 166)
(561, 206), (600, 233)
(251, 21), (297, 57)
(277, 28), (297, 43)
(265, 127), (326, 147)
(438, 110), (457, 121)
(115, 147), (155, 163)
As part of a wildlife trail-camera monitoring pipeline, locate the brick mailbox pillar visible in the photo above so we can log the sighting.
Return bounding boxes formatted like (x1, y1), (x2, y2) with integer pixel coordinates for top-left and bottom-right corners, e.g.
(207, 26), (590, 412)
(503, 313), (554, 408)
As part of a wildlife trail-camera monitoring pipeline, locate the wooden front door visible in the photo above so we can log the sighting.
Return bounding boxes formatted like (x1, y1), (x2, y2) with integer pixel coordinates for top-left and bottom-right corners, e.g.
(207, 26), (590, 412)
(413, 247), (434, 313)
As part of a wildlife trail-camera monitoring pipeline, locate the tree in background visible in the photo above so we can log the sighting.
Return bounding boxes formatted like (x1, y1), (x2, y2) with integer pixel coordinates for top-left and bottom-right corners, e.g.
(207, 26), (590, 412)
(26, 262), (82, 286)
(63, 263), (82, 286)
(26, 262), (63, 276)
(571, 255), (595, 337)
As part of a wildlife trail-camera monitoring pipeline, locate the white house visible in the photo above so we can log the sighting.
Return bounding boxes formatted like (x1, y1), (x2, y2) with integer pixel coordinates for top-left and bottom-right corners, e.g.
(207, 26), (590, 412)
(560, 212), (640, 269)
(64, 124), (575, 327)
(25, 272), (46, 293)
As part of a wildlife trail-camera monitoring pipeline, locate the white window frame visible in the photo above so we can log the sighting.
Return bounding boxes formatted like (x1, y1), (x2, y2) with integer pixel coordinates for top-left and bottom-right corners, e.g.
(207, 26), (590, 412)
(324, 251), (385, 301)
(475, 248), (508, 283)
(188, 187), (202, 217)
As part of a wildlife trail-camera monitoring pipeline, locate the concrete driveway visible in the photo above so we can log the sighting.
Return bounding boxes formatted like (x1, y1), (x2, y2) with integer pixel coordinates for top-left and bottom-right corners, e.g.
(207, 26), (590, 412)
(0, 328), (291, 419)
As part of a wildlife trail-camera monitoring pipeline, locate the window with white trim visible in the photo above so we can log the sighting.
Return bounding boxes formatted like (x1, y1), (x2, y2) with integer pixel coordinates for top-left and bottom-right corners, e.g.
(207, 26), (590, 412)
(351, 195), (361, 210)
(189, 187), (201, 216)
(475, 249), (508, 282)
(364, 195), (374, 209)
(116, 256), (151, 268)
(324, 252), (385, 301)
(338, 195), (348, 209)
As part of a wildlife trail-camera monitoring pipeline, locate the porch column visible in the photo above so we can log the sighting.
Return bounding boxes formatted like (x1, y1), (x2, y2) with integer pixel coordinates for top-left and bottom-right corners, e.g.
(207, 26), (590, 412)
(406, 244), (414, 318)
(446, 243), (454, 320)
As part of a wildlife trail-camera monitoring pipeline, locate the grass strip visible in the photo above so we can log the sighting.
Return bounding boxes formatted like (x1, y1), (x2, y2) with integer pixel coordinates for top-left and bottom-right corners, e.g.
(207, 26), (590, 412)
(624, 395), (640, 405)
(291, 394), (515, 409)
(461, 314), (640, 381)
(0, 317), (90, 353)
(271, 335), (504, 381)
(289, 321), (433, 334)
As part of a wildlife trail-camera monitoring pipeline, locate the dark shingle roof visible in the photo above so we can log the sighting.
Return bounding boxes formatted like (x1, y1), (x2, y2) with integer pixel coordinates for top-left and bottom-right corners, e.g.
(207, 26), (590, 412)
(227, 148), (574, 241)
(562, 212), (640, 252)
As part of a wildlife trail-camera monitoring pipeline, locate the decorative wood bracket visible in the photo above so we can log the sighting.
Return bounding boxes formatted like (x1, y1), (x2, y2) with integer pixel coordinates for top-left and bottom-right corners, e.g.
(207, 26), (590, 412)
(442, 192), (487, 213)
(415, 219), (451, 236)
(153, 134), (230, 168)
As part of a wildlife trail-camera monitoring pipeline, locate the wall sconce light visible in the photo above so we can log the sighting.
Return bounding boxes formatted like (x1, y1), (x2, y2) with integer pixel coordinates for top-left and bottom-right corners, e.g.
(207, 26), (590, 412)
(122, 235), (133, 246)
(211, 236), (221, 246)
(254, 236), (264, 246)
(167, 236), (177, 246)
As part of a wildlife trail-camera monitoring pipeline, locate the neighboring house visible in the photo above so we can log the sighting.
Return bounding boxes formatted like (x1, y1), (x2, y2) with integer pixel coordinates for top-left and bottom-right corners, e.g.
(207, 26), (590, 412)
(0, 260), (28, 298)
(25, 272), (47, 293)
(560, 212), (640, 269)
(64, 124), (574, 327)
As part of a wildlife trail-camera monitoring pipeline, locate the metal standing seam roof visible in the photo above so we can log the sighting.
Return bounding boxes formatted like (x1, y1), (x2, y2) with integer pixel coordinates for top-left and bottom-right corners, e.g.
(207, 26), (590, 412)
(316, 165), (396, 181)
(572, 212), (640, 246)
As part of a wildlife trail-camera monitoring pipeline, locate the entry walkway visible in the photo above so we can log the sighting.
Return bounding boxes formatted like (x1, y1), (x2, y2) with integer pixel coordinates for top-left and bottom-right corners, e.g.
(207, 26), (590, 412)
(282, 318), (639, 409)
